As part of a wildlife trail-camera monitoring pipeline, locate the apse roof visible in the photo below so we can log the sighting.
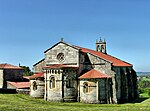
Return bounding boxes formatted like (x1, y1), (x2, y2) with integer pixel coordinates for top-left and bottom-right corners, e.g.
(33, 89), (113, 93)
(79, 69), (111, 79)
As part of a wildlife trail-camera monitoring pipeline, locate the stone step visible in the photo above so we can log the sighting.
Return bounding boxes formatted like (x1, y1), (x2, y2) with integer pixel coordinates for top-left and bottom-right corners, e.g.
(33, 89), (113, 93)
(63, 96), (77, 102)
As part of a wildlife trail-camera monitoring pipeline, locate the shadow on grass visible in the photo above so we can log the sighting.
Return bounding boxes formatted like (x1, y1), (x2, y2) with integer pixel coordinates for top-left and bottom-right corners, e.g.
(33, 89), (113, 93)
(129, 97), (149, 103)
(117, 97), (149, 104)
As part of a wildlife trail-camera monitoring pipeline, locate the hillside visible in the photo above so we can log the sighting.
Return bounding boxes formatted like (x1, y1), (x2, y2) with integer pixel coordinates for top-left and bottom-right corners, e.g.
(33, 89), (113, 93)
(137, 72), (150, 76)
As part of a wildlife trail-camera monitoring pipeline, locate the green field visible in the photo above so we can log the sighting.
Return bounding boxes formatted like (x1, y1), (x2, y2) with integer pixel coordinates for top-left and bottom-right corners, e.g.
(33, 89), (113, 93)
(143, 78), (150, 82)
(0, 94), (149, 111)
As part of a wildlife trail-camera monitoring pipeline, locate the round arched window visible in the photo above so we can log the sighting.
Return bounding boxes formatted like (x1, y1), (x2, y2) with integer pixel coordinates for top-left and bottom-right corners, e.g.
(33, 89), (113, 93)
(50, 77), (55, 89)
(57, 53), (65, 62)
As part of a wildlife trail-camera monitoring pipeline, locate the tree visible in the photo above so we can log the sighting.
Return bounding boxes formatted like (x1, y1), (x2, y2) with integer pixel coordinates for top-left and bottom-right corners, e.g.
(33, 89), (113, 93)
(20, 66), (33, 76)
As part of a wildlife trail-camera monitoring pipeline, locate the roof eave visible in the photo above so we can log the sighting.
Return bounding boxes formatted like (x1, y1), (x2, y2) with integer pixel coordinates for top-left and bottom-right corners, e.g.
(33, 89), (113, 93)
(112, 64), (133, 67)
(43, 67), (78, 70)
(33, 58), (45, 66)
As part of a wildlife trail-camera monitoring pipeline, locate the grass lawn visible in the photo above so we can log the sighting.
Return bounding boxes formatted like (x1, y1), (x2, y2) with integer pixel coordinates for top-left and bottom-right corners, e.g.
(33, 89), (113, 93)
(143, 78), (150, 81)
(0, 94), (149, 111)
(140, 92), (150, 98)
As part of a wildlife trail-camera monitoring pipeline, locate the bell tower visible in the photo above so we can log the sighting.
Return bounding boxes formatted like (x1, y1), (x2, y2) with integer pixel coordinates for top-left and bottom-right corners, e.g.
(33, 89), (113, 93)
(96, 37), (107, 54)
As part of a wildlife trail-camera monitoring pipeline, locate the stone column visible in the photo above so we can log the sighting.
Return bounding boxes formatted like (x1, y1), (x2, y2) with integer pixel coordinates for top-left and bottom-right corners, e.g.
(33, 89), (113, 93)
(124, 68), (128, 101)
(96, 80), (99, 103)
(106, 78), (109, 103)
(118, 68), (121, 101)
(61, 70), (64, 102)
(125, 73), (128, 101)
(44, 69), (48, 101)
(112, 74), (117, 103)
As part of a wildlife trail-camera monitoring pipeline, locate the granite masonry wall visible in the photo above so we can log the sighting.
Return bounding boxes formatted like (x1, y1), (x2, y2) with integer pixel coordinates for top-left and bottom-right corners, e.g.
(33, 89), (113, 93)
(44, 42), (79, 66)
(33, 59), (46, 73)
(44, 68), (77, 101)
(0, 69), (4, 88)
(30, 78), (45, 98)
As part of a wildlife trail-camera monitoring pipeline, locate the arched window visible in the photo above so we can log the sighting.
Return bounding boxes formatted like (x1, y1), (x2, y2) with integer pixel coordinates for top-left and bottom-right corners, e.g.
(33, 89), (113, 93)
(33, 81), (37, 91)
(50, 77), (55, 88)
(66, 77), (73, 88)
(83, 82), (88, 93)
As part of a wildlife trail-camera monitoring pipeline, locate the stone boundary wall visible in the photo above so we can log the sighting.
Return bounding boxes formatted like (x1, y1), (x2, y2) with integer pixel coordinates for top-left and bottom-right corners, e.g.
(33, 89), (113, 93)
(0, 88), (16, 93)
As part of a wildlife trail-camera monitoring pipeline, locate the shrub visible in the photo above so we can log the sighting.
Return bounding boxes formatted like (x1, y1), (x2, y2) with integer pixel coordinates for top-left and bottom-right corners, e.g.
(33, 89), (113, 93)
(138, 87), (144, 94)
(148, 89), (150, 97)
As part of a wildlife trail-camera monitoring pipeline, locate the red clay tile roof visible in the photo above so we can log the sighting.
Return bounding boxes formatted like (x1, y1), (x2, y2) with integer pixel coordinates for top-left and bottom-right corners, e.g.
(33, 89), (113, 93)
(7, 82), (30, 89)
(29, 72), (44, 79)
(23, 76), (30, 80)
(43, 64), (78, 69)
(75, 46), (132, 67)
(0, 63), (23, 69)
(79, 69), (111, 79)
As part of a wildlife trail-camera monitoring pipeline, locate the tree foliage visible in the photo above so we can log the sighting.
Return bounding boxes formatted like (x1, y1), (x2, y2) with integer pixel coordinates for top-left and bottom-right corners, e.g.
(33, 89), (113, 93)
(138, 77), (150, 98)
(20, 66), (33, 76)
(138, 80), (150, 88)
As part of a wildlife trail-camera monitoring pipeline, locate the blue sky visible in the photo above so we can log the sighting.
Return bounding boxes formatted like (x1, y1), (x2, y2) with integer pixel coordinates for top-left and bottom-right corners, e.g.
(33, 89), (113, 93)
(0, 0), (150, 71)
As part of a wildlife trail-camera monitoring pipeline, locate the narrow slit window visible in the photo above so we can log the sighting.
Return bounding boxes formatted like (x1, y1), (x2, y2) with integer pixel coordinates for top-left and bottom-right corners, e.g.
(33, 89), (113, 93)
(33, 81), (37, 91)
(83, 82), (88, 93)
(66, 77), (73, 88)
(50, 77), (55, 88)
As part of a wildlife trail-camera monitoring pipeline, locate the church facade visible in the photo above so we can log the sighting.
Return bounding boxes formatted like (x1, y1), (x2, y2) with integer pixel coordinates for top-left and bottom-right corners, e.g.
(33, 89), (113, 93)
(32, 39), (138, 103)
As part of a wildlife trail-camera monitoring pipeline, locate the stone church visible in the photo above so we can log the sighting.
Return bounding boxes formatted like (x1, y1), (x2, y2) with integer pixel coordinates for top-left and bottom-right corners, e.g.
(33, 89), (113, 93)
(31, 38), (138, 103)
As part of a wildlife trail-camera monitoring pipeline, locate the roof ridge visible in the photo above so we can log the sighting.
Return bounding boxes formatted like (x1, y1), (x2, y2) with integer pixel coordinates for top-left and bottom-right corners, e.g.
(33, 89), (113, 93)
(0, 63), (22, 69)
(3, 63), (7, 68)
(0, 63), (8, 68)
